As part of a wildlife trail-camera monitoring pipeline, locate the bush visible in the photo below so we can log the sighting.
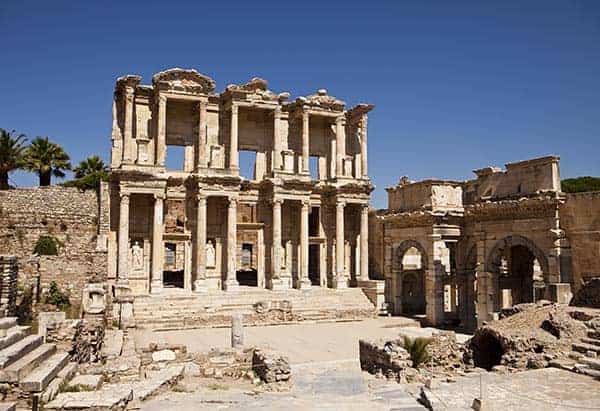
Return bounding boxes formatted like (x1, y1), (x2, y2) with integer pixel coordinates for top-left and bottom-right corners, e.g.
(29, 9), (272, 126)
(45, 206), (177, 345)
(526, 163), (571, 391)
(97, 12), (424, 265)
(16, 286), (34, 325)
(402, 336), (432, 368)
(33, 235), (60, 255)
(45, 281), (70, 311)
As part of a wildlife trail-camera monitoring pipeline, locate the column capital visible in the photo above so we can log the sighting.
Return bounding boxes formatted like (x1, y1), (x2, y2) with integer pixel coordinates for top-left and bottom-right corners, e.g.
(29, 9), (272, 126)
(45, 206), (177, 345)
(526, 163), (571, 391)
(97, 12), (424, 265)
(336, 200), (346, 209)
(157, 93), (167, 104)
(198, 99), (209, 109)
(335, 115), (345, 124)
(301, 199), (311, 208)
(273, 105), (282, 116)
(228, 197), (238, 206)
(196, 193), (207, 203)
(153, 192), (165, 200)
(231, 104), (239, 115)
(120, 192), (130, 201)
(272, 198), (284, 206)
(361, 203), (369, 212)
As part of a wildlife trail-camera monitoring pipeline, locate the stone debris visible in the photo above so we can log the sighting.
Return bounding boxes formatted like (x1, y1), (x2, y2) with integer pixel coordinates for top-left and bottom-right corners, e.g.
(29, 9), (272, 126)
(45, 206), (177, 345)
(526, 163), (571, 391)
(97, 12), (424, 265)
(46, 319), (105, 363)
(194, 348), (253, 379)
(44, 386), (133, 410)
(68, 374), (103, 390)
(570, 278), (600, 309)
(252, 349), (291, 383)
(359, 339), (413, 380)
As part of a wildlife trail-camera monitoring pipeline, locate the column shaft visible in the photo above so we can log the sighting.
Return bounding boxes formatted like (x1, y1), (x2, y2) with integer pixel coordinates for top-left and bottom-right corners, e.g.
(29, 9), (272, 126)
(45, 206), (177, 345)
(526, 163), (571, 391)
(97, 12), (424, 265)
(156, 95), (166, 167)
(151, 194), (164, 293)
(229, 105), (239, 170)
(194, 195), (207, 292)
(225, 198), (239, 290)
(335, 117), (345, 177)
(273, 106), (281, 171)
(360, 205), (369, 281)
(123, 88), (134, 163)
(117, 193), (130, 283)
(197, 100), (208, 169)
(299, 201), (311, 289)
(335, 201), (347, 288)
(360, 115), (368, 178)
(272, 200), (282, 281)
(302, 111), (310, 174)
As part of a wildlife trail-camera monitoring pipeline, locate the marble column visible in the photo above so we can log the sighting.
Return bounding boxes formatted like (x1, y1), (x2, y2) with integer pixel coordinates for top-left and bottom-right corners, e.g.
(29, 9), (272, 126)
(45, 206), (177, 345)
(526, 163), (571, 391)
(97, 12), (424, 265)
(117, 193), (130, 284)
(359, 205), (369, 281)
(197, 100), (208, 169)
(334, 201), (347, 288)
(302, 111), (310, 174)
(273, 106), (282, 171)
(335, 116), (345, 178)
(123, 87), (135, 163)
(151, 193), (164, 294)
(360, 115), (368, 178)
(330, 137), (337, 179)
(224, 197), (239, 290)
(229, 105), (239, 170)
(194, 195), (207, 292)
(270, 199), (283, 289)
(156, 95), (167, 167)
(299, 200), (311, 289)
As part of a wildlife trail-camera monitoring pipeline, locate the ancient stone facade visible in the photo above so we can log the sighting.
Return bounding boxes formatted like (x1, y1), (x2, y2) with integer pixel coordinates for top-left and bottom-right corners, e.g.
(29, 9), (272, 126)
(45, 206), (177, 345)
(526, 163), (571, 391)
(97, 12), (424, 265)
(371, 156), (600, 329)
(108, 68), (374, 295)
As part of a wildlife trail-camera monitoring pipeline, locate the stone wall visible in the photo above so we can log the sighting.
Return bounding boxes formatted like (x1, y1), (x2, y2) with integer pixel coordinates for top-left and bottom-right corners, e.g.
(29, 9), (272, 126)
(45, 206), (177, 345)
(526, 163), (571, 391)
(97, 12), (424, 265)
(561, 191), (600, 289)
(0, 186), (106, 302)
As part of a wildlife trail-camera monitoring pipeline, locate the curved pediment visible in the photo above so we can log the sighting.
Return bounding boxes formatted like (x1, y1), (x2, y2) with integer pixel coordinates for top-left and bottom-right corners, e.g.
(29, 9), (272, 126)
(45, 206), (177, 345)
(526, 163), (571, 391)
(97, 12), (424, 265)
(224, 77), (290, 102)
(152, 68), (216, 94)
(297, 89), (345, 111)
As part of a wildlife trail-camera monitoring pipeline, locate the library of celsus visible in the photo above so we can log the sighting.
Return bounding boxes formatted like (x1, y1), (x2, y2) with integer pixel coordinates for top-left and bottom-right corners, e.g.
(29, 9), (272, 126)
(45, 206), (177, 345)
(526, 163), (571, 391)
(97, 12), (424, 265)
(107, 68), (374, 296)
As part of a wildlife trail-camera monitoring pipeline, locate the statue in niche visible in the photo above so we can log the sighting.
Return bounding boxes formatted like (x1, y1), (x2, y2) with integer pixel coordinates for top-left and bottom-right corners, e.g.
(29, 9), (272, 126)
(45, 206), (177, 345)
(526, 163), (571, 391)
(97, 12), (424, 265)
(132, 241), (143, 270)
(206, 240), (216, 268)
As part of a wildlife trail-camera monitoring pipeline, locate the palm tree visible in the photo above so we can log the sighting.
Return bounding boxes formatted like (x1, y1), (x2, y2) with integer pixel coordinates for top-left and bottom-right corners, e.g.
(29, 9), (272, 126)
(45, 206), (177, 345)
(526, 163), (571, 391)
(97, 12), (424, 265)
(0, 129), (27, 190)
(73, 155), (108, 179)
(23, 137), (71, 186)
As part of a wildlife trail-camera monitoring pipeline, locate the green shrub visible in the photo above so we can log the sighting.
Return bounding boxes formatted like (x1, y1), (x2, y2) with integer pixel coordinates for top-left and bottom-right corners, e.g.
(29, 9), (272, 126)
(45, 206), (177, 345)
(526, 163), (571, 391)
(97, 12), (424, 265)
(33, 235), (59, 255)
(562, 176), (600, 193)
(45, 281), (70, 310)
(16, 287), (34, 325)
(402, 336), (432, 368)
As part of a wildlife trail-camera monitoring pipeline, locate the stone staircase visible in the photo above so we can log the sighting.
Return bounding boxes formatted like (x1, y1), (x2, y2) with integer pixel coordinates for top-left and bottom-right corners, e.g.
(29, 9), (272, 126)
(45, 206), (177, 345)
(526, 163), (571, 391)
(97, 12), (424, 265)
(0, 317), (76, 406)
(133, 287), (377, 330)
(551, 318), (600, 379)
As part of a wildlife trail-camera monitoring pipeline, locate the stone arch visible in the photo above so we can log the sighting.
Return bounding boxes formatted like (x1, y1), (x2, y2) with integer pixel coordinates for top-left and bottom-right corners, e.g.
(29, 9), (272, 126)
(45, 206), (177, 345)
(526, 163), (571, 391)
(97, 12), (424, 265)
(485, 235), (549, 277)
(393, 240), (428, 315)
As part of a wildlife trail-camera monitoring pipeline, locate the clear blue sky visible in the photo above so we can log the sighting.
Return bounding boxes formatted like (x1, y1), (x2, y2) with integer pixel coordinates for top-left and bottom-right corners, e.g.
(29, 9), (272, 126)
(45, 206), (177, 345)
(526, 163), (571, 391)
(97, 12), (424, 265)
(1, 0), (598, 208)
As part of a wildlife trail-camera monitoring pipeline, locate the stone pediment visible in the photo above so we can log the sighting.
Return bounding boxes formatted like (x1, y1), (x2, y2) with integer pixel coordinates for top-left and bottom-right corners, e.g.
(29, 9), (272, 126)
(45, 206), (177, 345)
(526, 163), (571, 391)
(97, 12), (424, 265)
(152, 68), (216, 94)
(224, 77), (290, 103)
(297, 89), (345, 111)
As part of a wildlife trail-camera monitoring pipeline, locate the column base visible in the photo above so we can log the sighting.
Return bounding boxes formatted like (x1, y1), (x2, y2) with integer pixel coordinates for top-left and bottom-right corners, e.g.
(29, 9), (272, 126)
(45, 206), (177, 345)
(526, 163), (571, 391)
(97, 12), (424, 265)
(268, 278), (291, 290)
(150, 281), (163, 294)
(223, 279), (240, 291)
(193, 279), (209, 293)
(297, 278), (312, 290)
(332, 276), (348, 289)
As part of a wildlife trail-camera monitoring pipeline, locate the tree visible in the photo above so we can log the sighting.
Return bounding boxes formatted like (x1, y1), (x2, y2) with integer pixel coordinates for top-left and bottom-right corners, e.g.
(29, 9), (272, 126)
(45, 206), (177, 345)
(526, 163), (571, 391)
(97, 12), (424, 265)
(63, 155), (110, 190)
(0, 128), (27, 190)
(23, 137), (71, 186)
(562, 176), (600, 194)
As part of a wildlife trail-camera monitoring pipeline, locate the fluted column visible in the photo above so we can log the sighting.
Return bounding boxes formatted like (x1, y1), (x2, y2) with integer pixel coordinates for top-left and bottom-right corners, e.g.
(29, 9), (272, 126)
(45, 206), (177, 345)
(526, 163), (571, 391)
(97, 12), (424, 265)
(299, 200), (311, 289)
(335, 116), (345, 178)
(229, 105), (239, 170)
(117, 193), (130, 284)
(194, 195), (207, 292)
(151, 193), (164, 293)
(224, 197), (239, 290)
(360, 205), (369, 281)
(360, 115), (368, 178)
(197, 100), (208, 169)
(123, 87), (135, 163)
(334, 201), (347, 288)
(273, 106), (282, 171)
(156, 94), (167, 167)
(302, 111), (310, 174)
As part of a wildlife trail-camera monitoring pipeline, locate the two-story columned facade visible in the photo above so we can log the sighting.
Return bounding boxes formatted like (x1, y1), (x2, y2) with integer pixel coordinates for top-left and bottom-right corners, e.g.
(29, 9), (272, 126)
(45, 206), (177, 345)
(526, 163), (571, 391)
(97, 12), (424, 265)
(108, 68), (374, 295)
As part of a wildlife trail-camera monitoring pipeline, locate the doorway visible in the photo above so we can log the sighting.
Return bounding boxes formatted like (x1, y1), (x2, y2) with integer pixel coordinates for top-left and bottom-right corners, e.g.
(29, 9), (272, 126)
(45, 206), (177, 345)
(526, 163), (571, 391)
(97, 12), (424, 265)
(309, 244), (320, 285)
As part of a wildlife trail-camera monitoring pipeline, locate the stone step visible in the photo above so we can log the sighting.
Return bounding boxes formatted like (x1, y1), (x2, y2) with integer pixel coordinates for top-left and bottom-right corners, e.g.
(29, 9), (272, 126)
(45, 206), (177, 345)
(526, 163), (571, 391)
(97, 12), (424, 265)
(44, 386), (133, 410)
(0, 326), (31, 351)
(0, 318), (17, 331)
(577, 365), (600, 379)
(20, 352), (69, 392)
(0, 343), (56, 382)
(581, 337), (600, 347)
(579, 357), (600, 371)
(588, 330), (600, 339)
(572, 342), (600, 355)
(0, 335), (43, 369)
(40, 362), (78, 404)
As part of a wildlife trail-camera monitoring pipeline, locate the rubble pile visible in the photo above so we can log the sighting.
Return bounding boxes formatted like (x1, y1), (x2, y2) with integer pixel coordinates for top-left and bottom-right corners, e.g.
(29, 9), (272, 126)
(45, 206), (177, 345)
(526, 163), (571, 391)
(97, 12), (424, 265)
(194, 348), (254, 379)
(425, 331), (470, 377)
(359, 339), (412, 380)
(570, 278), (600, 308)
(467, 302), (588, 371)
(252, 349), (291, 383)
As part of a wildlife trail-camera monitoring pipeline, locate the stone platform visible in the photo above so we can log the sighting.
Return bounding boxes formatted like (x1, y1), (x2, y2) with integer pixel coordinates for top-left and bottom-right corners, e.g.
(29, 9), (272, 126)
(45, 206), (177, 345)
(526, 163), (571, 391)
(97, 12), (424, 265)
(132, 287), (377, 330)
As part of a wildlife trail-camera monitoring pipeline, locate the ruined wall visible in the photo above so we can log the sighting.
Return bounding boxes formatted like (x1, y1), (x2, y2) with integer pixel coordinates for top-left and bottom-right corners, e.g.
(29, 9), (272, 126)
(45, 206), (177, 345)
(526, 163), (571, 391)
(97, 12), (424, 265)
(560, 192), (600, 290)
(0, 186), (106, 300)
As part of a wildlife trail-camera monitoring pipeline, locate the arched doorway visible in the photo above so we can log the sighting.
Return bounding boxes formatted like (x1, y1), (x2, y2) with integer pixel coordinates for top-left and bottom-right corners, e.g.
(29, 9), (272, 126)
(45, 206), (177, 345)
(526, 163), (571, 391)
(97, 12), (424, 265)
(487, 236), (548, 308)
(394, 241), (428, 315)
